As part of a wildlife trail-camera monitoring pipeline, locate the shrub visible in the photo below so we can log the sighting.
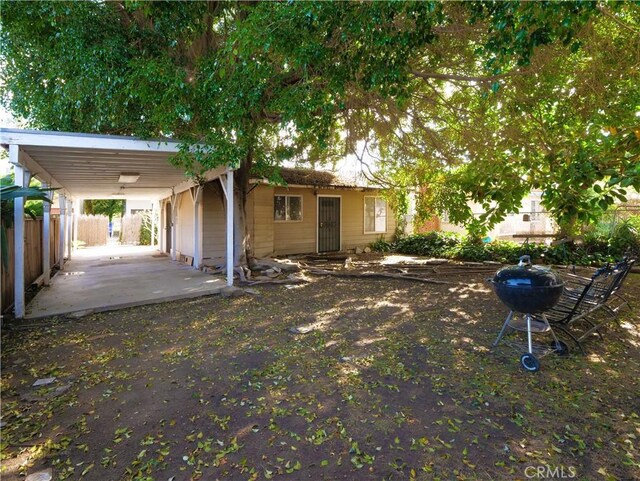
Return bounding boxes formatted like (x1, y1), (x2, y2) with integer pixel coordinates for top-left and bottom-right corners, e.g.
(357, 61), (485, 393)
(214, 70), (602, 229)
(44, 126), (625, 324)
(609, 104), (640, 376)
(394, 232), (461, 257)
(369, 236), (394, 253)
(370, 227), (639, 266)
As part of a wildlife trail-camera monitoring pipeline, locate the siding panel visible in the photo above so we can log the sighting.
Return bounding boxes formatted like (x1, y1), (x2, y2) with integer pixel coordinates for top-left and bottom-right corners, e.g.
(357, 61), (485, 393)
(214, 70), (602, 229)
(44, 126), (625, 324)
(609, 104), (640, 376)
(248, 186), (275, 257)
(202, 182), (226, 263)
(177, 191), (194, 258)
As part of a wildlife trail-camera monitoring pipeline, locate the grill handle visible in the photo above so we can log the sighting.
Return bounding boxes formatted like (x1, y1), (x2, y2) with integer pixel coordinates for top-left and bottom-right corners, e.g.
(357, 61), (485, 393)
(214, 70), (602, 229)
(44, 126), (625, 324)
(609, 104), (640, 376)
(518, 255), (532, 267)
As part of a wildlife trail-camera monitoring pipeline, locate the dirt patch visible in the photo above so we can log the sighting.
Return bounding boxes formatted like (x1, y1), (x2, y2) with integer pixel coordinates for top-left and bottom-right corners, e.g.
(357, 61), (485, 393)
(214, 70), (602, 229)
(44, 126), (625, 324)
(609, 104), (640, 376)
(1, 266), (639, 481)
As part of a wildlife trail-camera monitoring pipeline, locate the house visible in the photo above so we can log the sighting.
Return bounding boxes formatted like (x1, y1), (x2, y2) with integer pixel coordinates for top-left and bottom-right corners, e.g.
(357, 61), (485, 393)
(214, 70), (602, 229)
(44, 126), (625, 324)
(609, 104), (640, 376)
(125, 199), (154, 216)
(414, 191), (557, 240)
(159, 168), (397, 264)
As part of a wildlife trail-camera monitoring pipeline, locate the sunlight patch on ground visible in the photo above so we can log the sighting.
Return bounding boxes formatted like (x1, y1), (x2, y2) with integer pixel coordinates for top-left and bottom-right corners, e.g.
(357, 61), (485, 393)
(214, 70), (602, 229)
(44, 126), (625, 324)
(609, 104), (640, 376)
(372, 299), (411, 311)
(587, 353), (606, 363)
(337, 363), (360, 381)
(355, 336), (387, 347)
(380, 255), (426, 265)
(447, 307), (479, 323)
(448, 283), (491, 296)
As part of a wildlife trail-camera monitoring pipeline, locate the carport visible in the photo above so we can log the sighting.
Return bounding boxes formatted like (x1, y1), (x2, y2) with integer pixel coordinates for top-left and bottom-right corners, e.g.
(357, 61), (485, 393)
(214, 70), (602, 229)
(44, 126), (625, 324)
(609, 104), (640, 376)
(1, 128), (236, 319)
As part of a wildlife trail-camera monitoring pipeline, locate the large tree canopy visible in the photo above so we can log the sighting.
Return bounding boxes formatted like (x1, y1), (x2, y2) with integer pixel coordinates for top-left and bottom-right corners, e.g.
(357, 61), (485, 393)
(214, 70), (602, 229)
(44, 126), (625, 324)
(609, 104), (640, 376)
(365, 2), (640, 236)
(2, 1), (633, 257)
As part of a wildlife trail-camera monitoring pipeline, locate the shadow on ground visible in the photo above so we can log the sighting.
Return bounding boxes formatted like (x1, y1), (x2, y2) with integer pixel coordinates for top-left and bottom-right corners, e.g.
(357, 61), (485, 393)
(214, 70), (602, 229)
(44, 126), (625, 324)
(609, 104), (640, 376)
(2, 270), (639, 481)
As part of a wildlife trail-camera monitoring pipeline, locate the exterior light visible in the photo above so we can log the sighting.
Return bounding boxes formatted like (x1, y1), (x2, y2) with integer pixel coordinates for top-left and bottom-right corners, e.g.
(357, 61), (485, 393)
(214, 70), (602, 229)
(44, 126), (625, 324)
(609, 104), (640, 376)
(118, 172), (140, 183)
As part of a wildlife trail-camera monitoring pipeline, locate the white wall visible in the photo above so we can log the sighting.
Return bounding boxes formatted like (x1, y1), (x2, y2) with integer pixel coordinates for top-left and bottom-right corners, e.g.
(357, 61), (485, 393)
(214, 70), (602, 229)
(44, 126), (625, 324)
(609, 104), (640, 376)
(125, 199), (153, 215)
(438, 191), (556, 239)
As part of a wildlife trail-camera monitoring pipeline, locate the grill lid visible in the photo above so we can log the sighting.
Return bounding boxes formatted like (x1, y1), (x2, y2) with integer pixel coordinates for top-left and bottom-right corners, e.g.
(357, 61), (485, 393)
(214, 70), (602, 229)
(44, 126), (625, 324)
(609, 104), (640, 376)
(493, 256), (563, 288)
(490, 256), (565, 313)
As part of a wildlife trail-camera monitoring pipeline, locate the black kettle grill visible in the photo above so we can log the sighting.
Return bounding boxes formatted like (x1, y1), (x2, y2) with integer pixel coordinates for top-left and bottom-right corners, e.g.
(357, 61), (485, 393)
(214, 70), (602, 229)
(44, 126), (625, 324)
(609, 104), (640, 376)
(490, 256), (568, 372)
(490, 256), (565, 313)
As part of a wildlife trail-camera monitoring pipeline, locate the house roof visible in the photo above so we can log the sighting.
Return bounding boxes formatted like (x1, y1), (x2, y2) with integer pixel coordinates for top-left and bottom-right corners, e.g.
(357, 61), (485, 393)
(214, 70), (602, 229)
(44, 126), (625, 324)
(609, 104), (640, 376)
(256, 167), (379, 190)
(0, 128), (230, 200)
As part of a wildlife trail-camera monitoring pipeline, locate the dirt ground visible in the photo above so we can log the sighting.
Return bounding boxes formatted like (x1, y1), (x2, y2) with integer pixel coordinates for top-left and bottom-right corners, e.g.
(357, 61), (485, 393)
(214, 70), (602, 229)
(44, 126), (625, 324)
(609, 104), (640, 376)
(1, 259), (639, 481)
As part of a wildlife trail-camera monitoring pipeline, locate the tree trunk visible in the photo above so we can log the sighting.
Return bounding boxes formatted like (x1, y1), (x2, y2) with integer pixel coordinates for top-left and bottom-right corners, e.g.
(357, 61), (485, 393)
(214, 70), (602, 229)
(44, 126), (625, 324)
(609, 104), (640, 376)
(231, 145), (254, 268)
(556, 214), (579, 239)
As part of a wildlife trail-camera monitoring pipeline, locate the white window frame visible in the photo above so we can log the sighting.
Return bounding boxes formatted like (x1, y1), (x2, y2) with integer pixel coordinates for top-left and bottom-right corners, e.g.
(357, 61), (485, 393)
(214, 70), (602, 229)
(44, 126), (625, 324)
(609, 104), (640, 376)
(274, 194), (303, 222)
(364, 196), (388, 234)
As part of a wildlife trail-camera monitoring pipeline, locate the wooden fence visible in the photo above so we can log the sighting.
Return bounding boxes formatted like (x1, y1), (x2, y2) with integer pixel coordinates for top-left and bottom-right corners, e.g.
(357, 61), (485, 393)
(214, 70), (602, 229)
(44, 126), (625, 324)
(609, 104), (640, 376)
(121, 214), (143, 245)
(1, 217), (60, 313)
(77, 214), (108, 247)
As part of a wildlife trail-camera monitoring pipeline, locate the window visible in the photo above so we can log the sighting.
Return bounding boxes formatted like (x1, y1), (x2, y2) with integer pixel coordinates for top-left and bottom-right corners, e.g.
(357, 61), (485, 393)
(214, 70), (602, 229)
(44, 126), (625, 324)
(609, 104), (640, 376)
(364, 196), (387, 233)
(274, 195), (303, 221)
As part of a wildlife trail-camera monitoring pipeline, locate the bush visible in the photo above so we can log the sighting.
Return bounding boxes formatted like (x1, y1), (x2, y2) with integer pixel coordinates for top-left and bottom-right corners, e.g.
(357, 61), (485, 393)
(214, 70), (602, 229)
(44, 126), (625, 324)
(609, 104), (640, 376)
(394, 232), (461, 257)
(370, 227), (640, 266)
(369, 236), (394, 253)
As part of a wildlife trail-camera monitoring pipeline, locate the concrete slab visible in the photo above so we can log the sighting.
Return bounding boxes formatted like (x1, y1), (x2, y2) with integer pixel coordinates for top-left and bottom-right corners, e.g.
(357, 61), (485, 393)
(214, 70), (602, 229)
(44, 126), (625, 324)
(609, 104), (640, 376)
(25, 245), (225, 319)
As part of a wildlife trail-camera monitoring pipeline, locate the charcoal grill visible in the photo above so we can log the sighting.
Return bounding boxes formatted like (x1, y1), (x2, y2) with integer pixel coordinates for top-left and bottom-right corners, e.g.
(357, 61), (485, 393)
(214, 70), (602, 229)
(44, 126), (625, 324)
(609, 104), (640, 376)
(489, 256), (568, 371)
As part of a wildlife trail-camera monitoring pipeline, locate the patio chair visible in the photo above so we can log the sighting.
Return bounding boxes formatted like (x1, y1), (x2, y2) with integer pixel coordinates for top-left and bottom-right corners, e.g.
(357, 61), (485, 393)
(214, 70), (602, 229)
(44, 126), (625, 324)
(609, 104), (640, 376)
(531, 258), (636, 353)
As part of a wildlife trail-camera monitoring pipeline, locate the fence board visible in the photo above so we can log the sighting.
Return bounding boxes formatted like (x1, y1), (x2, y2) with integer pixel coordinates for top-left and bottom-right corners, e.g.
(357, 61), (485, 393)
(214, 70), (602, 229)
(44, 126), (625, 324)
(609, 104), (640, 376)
(77, 215), (108, 247)
(121, 214), (143, 245)
(1, 217), (61, 313)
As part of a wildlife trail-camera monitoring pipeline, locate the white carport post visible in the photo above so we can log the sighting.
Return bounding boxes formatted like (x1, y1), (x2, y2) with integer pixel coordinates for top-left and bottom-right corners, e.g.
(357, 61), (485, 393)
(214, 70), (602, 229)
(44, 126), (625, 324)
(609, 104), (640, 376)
(10, 145), (29, 319)
(170, 192), (178, 261)
(42, 181), (51, 286)
(64, 199), (73, 261)
(66, 198), (73, 260)
(58, 194), (66, 271)
(73, 199), (80, 253)
(225, 170), (234, 287)
(151, 201), (157, 248)
(192, 185), (204, 269)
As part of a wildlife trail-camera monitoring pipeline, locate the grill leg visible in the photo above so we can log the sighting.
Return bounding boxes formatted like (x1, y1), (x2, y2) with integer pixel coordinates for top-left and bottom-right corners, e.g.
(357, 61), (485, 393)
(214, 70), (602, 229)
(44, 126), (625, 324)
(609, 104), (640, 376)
(543, 314), (562, 349)
(526, 314), (534, 354)
(493, 311), (514, 347)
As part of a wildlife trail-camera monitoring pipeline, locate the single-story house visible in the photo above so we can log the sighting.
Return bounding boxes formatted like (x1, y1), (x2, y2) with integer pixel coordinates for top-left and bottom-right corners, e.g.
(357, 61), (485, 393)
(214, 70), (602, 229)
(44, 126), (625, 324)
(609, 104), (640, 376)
(159, 168), (397, 265)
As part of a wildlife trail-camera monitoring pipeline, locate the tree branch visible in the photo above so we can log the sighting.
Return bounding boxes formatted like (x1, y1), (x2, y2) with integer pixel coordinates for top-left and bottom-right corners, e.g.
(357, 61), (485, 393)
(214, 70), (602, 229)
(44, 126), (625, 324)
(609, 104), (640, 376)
(597, 5), (640, 35)
(410, 69), (526, 84)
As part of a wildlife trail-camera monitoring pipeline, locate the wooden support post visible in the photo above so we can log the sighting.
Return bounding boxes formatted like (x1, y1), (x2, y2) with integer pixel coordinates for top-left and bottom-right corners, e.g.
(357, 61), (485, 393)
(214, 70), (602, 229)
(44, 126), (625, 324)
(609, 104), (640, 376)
(11, 146), (28, 319)
(66, 198), (73, 260)
(59, 193), (66, 271)
(225, 170), (234, 287)
(151, 201), (157, 248)
(42, 181), (51, 286)
(193, 186), (203, 269)
(170, 192), (178, 261)
(73, 199), (80, 253)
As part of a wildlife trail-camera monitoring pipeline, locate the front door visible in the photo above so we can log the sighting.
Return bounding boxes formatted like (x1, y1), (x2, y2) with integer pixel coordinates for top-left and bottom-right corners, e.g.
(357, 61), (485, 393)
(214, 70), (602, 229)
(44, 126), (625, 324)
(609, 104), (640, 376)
(318, 196), (341, 252)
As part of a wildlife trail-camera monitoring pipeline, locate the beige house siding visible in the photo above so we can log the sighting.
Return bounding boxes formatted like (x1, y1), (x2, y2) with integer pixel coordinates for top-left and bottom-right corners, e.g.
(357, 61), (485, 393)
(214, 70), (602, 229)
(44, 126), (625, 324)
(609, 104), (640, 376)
(248, 185), (396, 256)
(247, 186), (275, 258)
(272, 186), (317, 255)
(202, 183), (227, 263)
(340, 190), (397, 249)
(165, 182), (397, 261)
(176, 190), (194, 258)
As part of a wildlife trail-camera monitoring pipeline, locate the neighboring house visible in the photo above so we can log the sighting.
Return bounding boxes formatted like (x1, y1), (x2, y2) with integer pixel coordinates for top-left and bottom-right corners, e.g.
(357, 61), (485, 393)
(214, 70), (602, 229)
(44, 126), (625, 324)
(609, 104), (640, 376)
(125, 199), (154, 215)
(416, 191), (557, 240)
(159, 168), (397, 264)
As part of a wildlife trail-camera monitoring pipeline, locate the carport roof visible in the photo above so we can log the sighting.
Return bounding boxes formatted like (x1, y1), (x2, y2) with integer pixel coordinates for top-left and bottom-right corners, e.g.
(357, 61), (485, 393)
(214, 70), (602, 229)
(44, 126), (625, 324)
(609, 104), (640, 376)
(0, 128), (226, 200)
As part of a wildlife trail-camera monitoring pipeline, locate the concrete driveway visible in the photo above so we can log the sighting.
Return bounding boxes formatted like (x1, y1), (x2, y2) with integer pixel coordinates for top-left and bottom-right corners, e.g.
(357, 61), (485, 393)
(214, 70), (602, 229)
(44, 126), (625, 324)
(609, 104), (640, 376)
(25, 245), (225, 319)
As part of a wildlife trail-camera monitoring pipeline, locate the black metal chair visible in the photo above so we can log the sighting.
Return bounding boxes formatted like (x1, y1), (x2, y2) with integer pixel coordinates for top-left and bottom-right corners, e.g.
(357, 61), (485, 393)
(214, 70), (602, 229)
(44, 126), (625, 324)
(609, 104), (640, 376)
(534, 258), (636, 353)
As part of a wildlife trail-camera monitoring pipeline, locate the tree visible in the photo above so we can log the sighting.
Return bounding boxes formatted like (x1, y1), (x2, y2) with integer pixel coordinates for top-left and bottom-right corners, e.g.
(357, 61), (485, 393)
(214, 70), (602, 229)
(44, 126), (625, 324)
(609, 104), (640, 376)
(0, 175), (53, 269)
(365, 2), (640, 237)
(83, 199), (125, 223)
(1, 1), (608, 260)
